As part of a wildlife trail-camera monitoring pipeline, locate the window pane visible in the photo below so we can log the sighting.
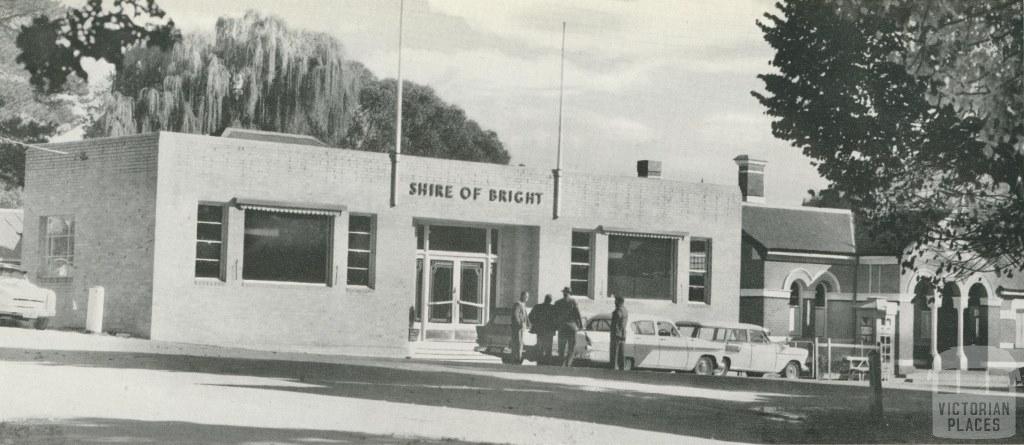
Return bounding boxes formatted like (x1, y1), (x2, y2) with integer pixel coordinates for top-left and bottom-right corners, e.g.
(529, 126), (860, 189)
(197, 223), (222, 241)
(657, 321), (675, 336)
(634, 320), (655, 335)
(416, 225), (424, 250)
(571, 248), (590, 263)
(678, 326), (696, 337)
(688, 286), (706, 302)
(588, 319), (611, 332)
(713, 328), (728, 342)
(348, 269), (369, 287)
(608, 235), (672, 300)
(570, 281), (588, 297)
(428, 225), (487, 253)
(697, 327), (715, 341)
(570, 264), (589, 280)
(195, 260), (220, 278)
(490, 229), (499, 255)
(349, 215), (372, 233)
(348, 232), (371, 251)
(572, 231), (590, 246)
(242, 210), (330, 283)
(196, 242), (221, 260)
(348, 251), (370, 269)
(46, 217), (72, 236)
(197, 205), (223, 223)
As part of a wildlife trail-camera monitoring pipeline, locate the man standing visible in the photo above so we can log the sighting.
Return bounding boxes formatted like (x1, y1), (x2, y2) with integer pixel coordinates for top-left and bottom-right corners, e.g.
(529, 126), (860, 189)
(529, 294), (555, 362)
(610, 295), (629, 370)
(509, 291), (530, 364)
(554, 286), (583, 367)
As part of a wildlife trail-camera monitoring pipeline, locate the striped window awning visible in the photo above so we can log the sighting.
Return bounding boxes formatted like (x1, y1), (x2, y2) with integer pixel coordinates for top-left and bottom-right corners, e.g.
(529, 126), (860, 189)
(231, 198), (346, 216)
(997, 286), (1024, 299)
(597, 226), (688, 240)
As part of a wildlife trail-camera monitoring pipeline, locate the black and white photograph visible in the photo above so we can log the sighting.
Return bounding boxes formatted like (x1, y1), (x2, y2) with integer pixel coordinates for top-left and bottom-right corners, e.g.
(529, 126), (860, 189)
(0, 0), (1022, 443)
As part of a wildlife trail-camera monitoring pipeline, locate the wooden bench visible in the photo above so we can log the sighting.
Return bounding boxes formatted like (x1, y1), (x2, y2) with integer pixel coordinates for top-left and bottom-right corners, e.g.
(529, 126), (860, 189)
(845, 356), (869, 381)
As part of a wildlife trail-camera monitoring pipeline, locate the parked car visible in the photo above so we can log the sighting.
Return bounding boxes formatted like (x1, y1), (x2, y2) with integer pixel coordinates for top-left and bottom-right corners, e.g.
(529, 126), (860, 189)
(681, 320), (808, 378)
(0, 264), (56, 329)
(582, 313), (726, 374)
(474, 307), (589, 364)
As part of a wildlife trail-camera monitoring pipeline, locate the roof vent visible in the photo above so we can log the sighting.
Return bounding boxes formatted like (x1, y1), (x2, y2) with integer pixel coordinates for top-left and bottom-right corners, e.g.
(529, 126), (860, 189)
(636, 160), (662, 179)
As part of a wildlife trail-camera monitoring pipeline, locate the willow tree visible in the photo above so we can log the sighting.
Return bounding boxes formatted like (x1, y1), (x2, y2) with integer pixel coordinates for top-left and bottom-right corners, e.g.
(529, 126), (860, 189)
(88, 11), (510, 165)
(89, 11), (367, 146)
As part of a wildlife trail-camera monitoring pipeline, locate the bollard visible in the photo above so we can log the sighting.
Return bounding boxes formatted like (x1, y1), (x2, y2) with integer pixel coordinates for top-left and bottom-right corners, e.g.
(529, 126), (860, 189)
(868, 350), (883, 419)
(86, 286), (104, 334)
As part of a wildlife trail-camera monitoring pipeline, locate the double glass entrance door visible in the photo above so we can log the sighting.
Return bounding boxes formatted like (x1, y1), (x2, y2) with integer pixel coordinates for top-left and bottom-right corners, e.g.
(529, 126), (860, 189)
(428, 258), (485, 325)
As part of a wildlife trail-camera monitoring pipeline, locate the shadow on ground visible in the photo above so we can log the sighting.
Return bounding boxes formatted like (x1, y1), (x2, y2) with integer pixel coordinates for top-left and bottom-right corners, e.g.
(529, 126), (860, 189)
(0, 418), (473, 444)
(2, 348), (1021, 443)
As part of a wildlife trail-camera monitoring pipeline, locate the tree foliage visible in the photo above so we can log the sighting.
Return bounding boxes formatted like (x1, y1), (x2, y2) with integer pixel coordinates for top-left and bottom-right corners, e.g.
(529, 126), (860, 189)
(15, 0), (179, 93)
(346, 79), (509, 163)
(754, 0), (1023, 277)
(837, 0), (1023, 156)
(88, 11), (510, 164)
(0, 108), (58, 189)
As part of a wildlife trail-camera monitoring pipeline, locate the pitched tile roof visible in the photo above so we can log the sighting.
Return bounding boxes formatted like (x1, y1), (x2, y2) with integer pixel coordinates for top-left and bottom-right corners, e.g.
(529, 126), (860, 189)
(0, 208), (22, 264)
(742, 204), (856, 255)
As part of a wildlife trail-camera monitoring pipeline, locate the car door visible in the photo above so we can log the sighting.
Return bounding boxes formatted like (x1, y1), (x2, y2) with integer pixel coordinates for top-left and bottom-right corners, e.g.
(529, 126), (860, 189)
(629, 320), (659, 368)
(656, 321), (688, 370)
(748, 329), (778, 373)
(585, 317), (612, 364)
(725, 328), (752, 371)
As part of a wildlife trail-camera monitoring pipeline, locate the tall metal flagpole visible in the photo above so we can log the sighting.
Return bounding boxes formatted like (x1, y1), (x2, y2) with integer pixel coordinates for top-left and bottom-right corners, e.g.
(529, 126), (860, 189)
(552, 22), (566, 220)
(390, 0), (404, 208)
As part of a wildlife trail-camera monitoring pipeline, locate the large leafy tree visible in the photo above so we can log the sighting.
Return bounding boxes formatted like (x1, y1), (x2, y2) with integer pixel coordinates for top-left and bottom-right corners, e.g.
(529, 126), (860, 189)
(754, 0), (1023, 276)
(346, 79), (509, 163)
(88, 11), (510, 164)
(15, 0), (179, 93)
(0, 0), (82, 205)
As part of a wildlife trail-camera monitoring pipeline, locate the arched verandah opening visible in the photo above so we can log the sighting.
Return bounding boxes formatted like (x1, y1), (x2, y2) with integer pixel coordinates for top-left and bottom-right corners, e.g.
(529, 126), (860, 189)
(966, 283), (988, 346)
(937, 282), (960, 353)
(912, 279), (935, 368)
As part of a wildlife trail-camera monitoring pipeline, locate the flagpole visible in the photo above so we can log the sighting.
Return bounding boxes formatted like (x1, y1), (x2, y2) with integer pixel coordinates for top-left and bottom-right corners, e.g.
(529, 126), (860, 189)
(390, 0), (404, 208)
(552, 21), (566, 220)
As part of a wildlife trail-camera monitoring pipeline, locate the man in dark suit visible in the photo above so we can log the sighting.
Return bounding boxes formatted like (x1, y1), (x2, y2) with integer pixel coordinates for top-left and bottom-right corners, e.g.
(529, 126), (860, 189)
(554, 286), (583, 367)
(610, 295), (629, 370)
(529, 294), (556, 361)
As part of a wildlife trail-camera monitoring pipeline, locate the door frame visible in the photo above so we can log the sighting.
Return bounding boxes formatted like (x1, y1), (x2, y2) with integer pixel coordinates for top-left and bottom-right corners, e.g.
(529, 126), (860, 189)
(415, 224), (499, 340)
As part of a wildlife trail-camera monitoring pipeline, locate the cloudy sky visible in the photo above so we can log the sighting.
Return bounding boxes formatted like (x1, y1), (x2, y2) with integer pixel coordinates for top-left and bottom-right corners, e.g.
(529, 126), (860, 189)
(154, 0), (827, 205)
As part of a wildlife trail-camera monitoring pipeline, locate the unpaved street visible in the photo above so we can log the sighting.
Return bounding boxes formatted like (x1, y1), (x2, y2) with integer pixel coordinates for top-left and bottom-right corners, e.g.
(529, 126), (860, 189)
(1, 328), (1022, 444)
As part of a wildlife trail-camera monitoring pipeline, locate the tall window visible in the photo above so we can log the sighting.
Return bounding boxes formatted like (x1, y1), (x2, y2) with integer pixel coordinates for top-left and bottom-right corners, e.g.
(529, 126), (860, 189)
(243, 210), (331, 284)
(688, 238), (711, 303)
(789, 282), (800, 306)
(570, 231), (591, 297)
(608, 235), (673, 300)
(42, 216), (74, 277)
(195, 204), (224, 279)
(347, 214), (376, 287)
(814, 283), (828, 307)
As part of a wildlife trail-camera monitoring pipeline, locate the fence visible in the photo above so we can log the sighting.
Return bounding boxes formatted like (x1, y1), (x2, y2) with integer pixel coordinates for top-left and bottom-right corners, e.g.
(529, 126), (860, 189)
(787, 339), (886, 381)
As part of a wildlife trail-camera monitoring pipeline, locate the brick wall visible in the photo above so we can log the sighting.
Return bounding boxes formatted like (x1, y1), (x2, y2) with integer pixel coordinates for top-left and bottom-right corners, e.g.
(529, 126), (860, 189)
(24, 134), (159, 336)
(28, 131), (741, 355)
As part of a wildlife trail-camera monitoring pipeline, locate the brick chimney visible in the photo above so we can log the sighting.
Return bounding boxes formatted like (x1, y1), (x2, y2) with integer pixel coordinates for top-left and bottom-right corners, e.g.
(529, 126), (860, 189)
(733, 155), (766, 202)
(636, 160), (662, 179)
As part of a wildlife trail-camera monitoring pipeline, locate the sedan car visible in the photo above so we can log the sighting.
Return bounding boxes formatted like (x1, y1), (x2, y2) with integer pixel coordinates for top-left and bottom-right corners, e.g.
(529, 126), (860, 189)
(582, 313), (726, 374)
(0, 264), (56, 329)
(683, 320), (808, 378)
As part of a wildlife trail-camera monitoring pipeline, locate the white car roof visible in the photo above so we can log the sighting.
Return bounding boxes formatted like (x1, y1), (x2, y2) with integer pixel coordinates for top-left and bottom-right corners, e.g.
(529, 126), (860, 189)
(676, 319), (767, 331)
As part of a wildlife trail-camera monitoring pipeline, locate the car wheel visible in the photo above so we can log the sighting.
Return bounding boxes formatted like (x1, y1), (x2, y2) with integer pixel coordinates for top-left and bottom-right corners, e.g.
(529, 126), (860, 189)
(713, 359), (731, 377)
(33, 317), (49, 330)
(695, 356), (715, 376)
(784, 361), (801, 379)
(746, 372), (765, 378)
(623, 358), (635, 371)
